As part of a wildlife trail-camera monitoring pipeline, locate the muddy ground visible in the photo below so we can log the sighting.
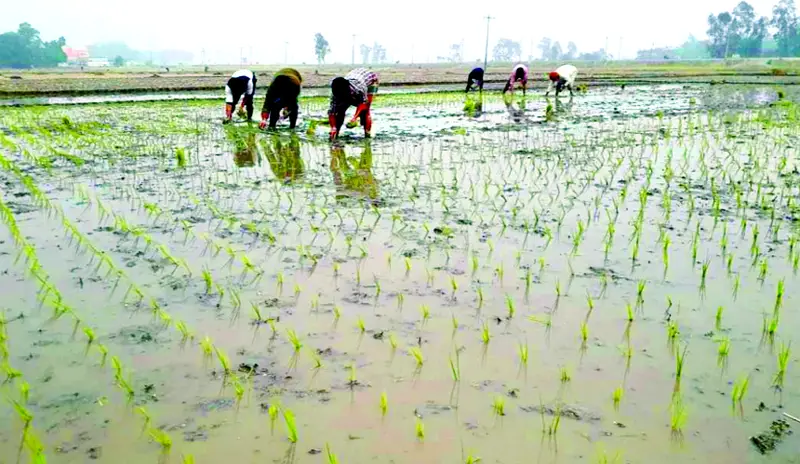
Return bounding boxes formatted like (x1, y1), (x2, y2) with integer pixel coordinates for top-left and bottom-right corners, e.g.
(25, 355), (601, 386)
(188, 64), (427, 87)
(3, 61), (800, 96)
(0, 84), (799, 464)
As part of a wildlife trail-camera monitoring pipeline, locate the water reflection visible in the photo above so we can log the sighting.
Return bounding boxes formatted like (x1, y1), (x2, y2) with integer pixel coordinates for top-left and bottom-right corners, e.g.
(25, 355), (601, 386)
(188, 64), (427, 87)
(330, 140), (380, 206)
(228, 130), (259, 167)
(463, 93), (484, 117)
(261, 133), (304, 182)
(503, 94), (529, 123)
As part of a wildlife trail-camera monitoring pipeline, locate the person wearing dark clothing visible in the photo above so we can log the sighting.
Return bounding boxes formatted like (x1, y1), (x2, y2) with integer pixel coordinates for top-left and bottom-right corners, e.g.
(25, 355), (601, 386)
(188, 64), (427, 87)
(224, 69), (257, 123)
(259, 68), (303, 130)
(328, 68), (379, 140)
(466, 67), (484, 92)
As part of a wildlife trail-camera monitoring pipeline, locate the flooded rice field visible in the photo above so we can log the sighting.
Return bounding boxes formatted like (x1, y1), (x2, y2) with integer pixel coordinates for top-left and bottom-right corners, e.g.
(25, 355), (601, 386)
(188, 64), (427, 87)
(1, 84), (800, 463)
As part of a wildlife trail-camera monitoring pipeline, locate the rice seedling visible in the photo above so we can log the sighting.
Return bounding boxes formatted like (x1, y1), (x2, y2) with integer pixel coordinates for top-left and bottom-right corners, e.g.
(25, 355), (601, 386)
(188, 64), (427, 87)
(773, 342), (791, 391)
(420, 304), (431, 324)
(492, 396), (506, 416)
(505, 294), (515, 319)
(669, 394), (688, 436)
(415, 418), (425, 442)
(636, 280), (646, 306)
(380, 391), (388, 416)
(333, 305), (342, 320)
(200, 336), (214, 359)
(286, 329), (303, 352)
(283, 408), (298, 443)
(449, 350), (461, 382)
(612, 386), (623, 410)
(674, 344), (688, 392)
(357, 316), (366, 333)
(347, 363), (357, 386)
(309, 348), (323, 370)
(580, 321), (589, 344)
(560, 366), (571, 383)
(83, 326), (96, 345)
(717, 336), (731, 365)
(481, 321), (491, 344)
(731, 374), (750, 406)
(148, 428), (173, 452)
(667, 320), (680, 341)
(214, 346), (232, 376)
(518, 342), (528, 366)
(626, 303), (634, 322)
(409, 347), (424, 368)
(325, 443), (339, 464)
(388, 333), (398, 351)
(268, 403), (280, 434)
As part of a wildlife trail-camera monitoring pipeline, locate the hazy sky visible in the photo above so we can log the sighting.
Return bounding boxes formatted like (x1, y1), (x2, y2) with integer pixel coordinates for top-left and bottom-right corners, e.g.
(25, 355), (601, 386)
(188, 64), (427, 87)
(1, 0), (783, 63)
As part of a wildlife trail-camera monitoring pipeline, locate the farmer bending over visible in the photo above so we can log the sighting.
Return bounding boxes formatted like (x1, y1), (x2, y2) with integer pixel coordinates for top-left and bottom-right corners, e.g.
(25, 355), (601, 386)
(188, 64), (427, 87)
(503, 63), (528, 96)
(224, 69), (257, 123)
(466, 67), (484, 92)
(259, 68), (303, 130)
(546, 64), (579, 98)
(328, 68), (379, 141)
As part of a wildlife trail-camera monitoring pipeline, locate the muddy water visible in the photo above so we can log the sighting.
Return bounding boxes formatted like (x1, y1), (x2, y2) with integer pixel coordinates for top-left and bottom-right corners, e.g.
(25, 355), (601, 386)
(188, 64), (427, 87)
(0, 85), (799, 464)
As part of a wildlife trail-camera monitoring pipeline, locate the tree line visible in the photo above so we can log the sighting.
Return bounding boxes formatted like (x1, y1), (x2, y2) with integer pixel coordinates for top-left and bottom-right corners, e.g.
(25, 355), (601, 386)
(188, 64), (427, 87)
(707, 0), (799, 58)
(0, 23), (66, 68)
(492, 38), (608, 62)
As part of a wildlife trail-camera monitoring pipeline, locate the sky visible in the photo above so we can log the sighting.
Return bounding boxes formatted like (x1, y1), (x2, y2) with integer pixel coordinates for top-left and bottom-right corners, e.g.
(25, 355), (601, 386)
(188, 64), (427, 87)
(1, 0), (784, 64)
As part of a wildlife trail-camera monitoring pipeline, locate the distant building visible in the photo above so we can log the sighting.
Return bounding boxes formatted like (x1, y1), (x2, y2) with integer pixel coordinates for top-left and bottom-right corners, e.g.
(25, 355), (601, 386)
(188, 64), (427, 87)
(87, 58), (110, 68)
(61, 46), (90, 66)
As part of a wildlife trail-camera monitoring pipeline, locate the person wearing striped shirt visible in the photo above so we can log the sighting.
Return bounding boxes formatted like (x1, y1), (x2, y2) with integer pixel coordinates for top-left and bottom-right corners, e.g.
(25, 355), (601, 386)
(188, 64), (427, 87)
(259, 68), (303, 130)
(328, 68), (379, 140)
(502, 63), (528, 96)
(224, 69), (257, 123)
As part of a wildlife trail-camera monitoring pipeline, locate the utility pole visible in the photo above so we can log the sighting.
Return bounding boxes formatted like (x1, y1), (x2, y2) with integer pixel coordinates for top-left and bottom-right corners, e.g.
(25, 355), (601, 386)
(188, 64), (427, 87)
(352, 35), (356, 65)
(483, 15), (493, 71)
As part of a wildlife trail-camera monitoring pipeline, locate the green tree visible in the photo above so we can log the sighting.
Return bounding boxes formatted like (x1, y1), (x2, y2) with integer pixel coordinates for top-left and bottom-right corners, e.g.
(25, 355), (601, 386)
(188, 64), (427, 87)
(0, 23), (65, 68)
(707, 12), (734, 58)
(88, 42), (142, 61)
(493, 38), (522, 62)
(359, 44), (371, 64)
(549, 41), (563, 61)
(538, 37), (552, 60)
(731, 2), (767, 57)
(314, 33), (330, 64)
(564, 42), (578, 60)
(771, 0), (799, 56)
(113, 55), (125, 67)
(371, 42), (386, 63)
(675, 35), (711, 59)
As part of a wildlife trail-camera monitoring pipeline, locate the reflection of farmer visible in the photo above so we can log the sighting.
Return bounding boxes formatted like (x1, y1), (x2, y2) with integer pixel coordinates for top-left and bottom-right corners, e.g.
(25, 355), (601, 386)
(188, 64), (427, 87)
(224, 69), (257, 123)
(503, 95), (528, 123)
(330, 141), (379, 204)
(464, 93), (483, 117)
(230, 131), (259, 167)
(259, 68), (302, 130)
(465, 67), (484, 92)
(503, 63), (528, 96)
(546, 64), (579, 98)
(261, 133), (304, 182)
(328, 68), (379, 140)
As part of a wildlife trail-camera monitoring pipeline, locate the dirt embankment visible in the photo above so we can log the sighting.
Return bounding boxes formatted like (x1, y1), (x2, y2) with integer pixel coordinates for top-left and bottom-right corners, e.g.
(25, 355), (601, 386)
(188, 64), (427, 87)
(2, 61), (800, 96)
